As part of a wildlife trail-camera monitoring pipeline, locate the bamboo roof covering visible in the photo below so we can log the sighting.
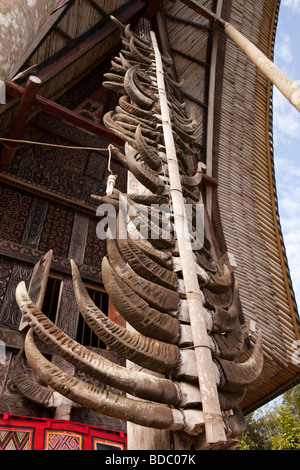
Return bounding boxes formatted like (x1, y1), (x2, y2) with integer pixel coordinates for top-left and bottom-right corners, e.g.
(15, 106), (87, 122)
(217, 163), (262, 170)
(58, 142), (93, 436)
(161, 0), (300, 412)
(0, 0), (299, 415)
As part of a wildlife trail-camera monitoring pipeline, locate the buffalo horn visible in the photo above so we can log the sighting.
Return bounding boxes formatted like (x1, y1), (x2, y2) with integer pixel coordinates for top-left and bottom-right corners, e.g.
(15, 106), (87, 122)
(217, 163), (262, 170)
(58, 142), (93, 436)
(102, 256), (181, 343)
(71, 261), (180, 375)
(15, 281), (181, 406)
(135, 125), (162, 170)
(24, 328), (187, 432)
(217, 329), (264, 392)
(124, 142), (165, 194)
(106, 230), (179, 313)
(11, 347), (54, 406)
(119, 95), (153, 119)
(124, 66), (154, 110)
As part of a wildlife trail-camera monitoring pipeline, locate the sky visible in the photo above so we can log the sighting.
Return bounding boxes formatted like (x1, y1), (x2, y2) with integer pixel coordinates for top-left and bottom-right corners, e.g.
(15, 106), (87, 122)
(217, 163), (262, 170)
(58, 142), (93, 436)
(273, 0), (300, 306)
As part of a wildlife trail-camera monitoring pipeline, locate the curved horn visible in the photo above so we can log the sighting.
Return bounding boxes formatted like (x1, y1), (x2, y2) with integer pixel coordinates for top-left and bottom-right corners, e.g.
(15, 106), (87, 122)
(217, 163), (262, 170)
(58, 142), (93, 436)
(129, 37), (153, 64)
(116, 223), (178, 289)
(102, 80), (126, 95)
(203, 265), (233, 308)
(218, 389), (246, 411)
(119, 95), (153, 119)
(126, 193), (169, 207)
(24, 328), (183, 431)
(124, 66), (154, 110)
(11, 347), (54, 406)
(217, 329), (264, 392)
(115, 105), (156, 128)
(71, 261), (180, 375)
(106, 231), (179, 314)
(125, 197), (174, 250)
(124, 24), (151, 48)
(181, 162), (203, 188)
(113, 114), (159, 142)
(124, 142), (165, 195)
(103, 72), (124, 83)
(211, 319), (244, 361)
(102, 256), (180, 343)
(108, 144), (128, 169)
(212, 280), (241, 332)
(103, 110), (136, 146)
(195, 248), (218, 274)
(223, 407), (247, 438)
(135, 125), (162, 170)
(15, 280), (180, 405)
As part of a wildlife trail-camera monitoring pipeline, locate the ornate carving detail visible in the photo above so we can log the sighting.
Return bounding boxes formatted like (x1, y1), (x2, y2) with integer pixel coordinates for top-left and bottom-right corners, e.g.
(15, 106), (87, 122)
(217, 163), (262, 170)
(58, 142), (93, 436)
(0, 257), (13, 305)
(0, 187), (31, 243)
(38, 204), (74, 258)
(21, 198), (49, 247)
(84, 219), (107, 268)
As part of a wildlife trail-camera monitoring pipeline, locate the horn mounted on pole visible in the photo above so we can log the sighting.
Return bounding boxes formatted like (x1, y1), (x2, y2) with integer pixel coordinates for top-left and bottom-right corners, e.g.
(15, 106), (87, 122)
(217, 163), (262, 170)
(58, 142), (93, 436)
(13, 15), (265, 450)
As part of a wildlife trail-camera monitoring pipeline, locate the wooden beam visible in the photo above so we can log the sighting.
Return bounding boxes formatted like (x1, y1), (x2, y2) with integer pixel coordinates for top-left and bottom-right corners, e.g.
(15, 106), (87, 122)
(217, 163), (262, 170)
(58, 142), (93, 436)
(5, 80), (124, 147)
(171, 47), (208, 67)
(144, 0), (162, 19)
(205, 0), (223, 217)
(0, 76), (41, 165)
(163, 13), (212, 30)
(36, 0), (148, 83)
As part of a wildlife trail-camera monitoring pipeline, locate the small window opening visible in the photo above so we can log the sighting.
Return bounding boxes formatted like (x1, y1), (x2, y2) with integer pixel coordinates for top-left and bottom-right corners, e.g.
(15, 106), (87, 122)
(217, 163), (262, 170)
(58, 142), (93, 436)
(76, 288), (109, 349)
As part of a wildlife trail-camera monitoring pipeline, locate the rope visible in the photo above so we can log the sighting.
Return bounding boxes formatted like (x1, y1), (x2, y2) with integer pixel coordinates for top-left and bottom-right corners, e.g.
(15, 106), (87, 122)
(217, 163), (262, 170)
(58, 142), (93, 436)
(0, 137), (109, 152)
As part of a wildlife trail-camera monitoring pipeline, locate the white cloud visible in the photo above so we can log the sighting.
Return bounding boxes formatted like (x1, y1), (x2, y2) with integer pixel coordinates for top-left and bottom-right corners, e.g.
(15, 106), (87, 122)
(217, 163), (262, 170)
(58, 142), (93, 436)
(274, 156), (300, 300)
(275, 33), (293, 64)
(273, 86), (300, 144)
(282, 0), (300, 12)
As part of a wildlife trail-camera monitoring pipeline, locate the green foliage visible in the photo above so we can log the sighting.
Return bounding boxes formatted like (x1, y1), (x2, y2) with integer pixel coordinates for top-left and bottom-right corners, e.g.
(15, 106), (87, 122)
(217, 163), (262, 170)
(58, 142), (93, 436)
(271, 404), (300, 450)
(236, 385), (300, 450)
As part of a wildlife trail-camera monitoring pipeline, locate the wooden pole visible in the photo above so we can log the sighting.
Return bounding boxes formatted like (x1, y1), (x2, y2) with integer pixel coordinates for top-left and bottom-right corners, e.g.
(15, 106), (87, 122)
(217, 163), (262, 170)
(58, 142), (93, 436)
(150, 31), (226, 445)
(224, 23), (300, 112)
(180, 0), (300, 113)
(0, 76), (41, 165)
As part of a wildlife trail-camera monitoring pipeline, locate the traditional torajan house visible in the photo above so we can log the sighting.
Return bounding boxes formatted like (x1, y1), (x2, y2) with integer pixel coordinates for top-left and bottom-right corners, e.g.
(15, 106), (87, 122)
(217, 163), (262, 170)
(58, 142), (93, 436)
(0, 0), (299, 451)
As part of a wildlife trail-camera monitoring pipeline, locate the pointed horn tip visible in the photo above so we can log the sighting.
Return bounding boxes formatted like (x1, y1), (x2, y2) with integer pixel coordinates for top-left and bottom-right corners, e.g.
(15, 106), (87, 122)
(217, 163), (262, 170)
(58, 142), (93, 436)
(110, 15), (125, 29)
(15, 281), (31, 307)
(69, 259), (79, 274)
(15, 280), (27, 296)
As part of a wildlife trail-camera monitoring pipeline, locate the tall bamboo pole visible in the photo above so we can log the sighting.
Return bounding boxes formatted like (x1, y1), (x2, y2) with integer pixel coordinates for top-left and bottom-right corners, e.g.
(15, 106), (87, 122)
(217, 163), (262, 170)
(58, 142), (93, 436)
(150, 31), (226, 445)
(180, 0), (300, 113)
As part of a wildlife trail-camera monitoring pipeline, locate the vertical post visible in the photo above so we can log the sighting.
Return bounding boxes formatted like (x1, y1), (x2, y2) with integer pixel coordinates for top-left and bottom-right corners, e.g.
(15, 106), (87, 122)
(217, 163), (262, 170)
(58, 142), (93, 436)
(0, 75), (41, 165)
(150, 31), (226, 445)
(205, 0), (223, 217)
